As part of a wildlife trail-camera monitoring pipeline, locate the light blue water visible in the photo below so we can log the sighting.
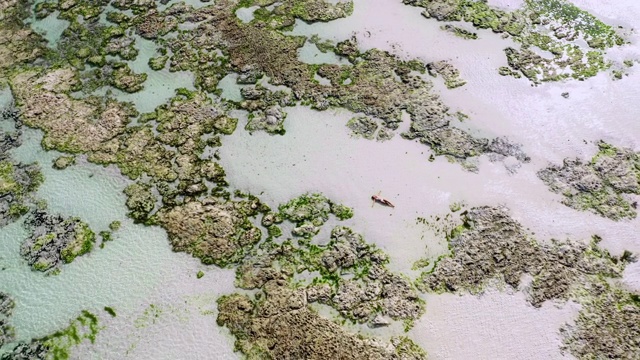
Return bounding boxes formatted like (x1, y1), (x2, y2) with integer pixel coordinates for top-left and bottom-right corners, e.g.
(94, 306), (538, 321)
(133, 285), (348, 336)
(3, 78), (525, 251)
(28, 10), (69, 47)
(0, 125), (193, 352)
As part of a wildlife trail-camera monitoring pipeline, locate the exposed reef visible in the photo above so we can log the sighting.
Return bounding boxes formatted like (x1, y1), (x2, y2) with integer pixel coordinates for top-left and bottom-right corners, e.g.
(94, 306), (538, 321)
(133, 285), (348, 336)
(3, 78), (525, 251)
(0, 292), (15, 348)
(158, 196), (265, 267)
(427, 60), (466, 89)
(1, 310), (101, 360)
(417, 206), (629, 307)
(52, 156), (75, 170)
(212, 193), (426, 357)
(538, 141), (640, 220)
(0, 111), (44, 227)
(217, 288), (425, 359)
(403, 0), (625, 83)
(10, 68), (137, 153)
(21, 209), (96, 273)
(561, 281), (640, 359)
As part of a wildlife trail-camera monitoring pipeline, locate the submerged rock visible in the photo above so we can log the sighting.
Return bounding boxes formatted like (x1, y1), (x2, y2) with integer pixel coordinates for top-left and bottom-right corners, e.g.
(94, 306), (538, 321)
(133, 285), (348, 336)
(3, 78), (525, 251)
(20, 210), (96, 273)
(538, 141), (640, 220)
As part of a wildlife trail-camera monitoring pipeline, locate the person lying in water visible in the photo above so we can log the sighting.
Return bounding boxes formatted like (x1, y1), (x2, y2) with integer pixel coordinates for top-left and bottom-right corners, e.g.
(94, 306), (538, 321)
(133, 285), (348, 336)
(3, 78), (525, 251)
(372, 194), (395, 208)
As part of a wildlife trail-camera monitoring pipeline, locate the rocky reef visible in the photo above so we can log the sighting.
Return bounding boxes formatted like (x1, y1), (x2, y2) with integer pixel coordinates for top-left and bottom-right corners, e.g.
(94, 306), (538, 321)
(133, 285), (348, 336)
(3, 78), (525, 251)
(561, 281), (640, 359)
(417, 206), (629, 307)
(403, 0), (625, 83)
(158, 196), (265, 267)
(0, 293), (15, 348)
(217, 288), (425, 359)
(1, 310), (101, 360)
(21, 209), (96, 273)
(538, 141), (640, 220)
(0, 110), (44, 227)
(212, 193), (427, 356)
(427, 60), (466, 89)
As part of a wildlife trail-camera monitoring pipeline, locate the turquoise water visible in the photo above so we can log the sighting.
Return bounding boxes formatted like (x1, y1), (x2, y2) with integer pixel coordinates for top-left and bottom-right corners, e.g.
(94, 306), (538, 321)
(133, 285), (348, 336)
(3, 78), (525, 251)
(28, 10), (69, 47)
(94, 34), (197, 114)
(0, 126), (196, 351)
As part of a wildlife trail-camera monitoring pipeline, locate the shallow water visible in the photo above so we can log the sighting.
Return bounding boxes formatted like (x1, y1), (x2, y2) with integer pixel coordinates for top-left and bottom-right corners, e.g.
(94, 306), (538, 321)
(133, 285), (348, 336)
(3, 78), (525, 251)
(2, 0), (640, 358)
(0, 124), (236, 358)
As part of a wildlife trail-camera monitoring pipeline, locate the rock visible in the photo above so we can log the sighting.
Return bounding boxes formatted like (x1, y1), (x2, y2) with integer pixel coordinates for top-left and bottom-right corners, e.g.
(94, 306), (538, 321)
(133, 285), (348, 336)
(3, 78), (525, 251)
(0, 292), (15, 347)
(419, 206), (629, 307)
(347, 116), (378, 139)
(20, 209), (96, 273)
(52, 156), (75, 170)
(369, 314), (390, 328)
(158, 197), (263, 267)
(0, 160), (43, 227)
(538, 141), (640, 220)
(561, 282), (640, 359)
(245, 105), (287, 135)
(123, 182), (156, 222)
(427, 60), (467, 89)
(217, 283), (426, 360)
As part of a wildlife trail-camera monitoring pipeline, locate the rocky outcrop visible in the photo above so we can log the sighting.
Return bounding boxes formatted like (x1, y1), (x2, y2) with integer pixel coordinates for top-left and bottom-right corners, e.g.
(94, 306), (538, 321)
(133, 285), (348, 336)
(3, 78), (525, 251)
(403, 0), (624, 83)
(561, 281), (640, 359)
(0, 292), (15, 347)
(158, 197), (265, 267)
(20, 210), (96, 273)
(538, 141), (640, 220)
(11, 68), (136, 153)
(427, 60), (466, 89)
(217, 283), (425, 360)
(418, 206), (628, 306)
(0, 118), (43, 227)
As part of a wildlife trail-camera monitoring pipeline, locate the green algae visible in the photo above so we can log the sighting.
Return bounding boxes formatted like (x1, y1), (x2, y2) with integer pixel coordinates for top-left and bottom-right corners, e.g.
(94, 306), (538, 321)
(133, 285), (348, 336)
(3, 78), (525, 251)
(538, 141), (640, 220)
(562, 280), (640, 359)
(2, 310), (102, 360)
(404, 0), (624, 83)
(416, 206), (631, 308)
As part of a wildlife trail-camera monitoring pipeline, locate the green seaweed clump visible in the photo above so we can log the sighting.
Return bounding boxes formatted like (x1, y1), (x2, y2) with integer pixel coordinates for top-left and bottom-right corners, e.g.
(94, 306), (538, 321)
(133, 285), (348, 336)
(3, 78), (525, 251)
(1, 310), (101, 360)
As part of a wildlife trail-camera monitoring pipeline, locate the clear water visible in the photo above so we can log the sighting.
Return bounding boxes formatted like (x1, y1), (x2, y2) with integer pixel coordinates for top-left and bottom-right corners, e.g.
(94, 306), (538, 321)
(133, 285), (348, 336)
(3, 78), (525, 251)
(2, 0), (640, 359)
